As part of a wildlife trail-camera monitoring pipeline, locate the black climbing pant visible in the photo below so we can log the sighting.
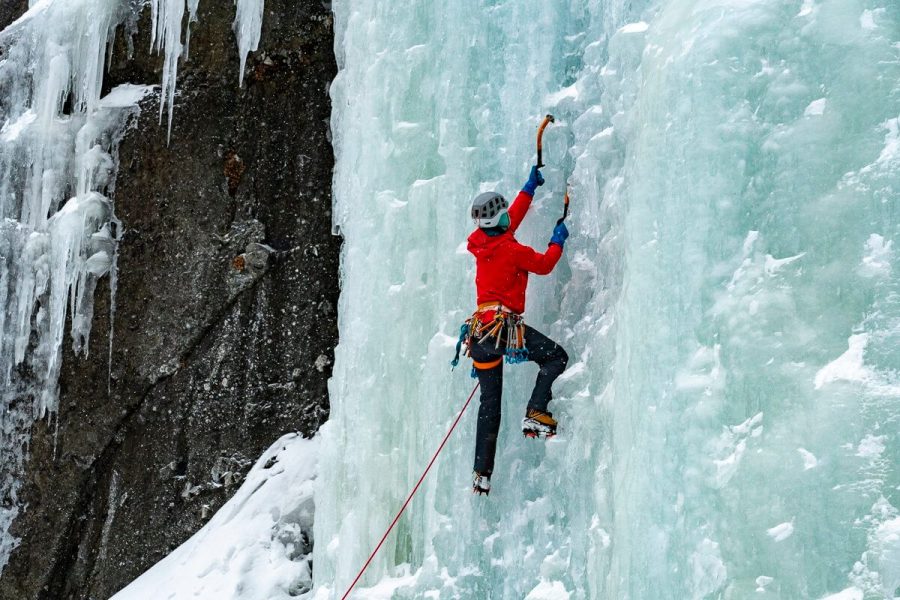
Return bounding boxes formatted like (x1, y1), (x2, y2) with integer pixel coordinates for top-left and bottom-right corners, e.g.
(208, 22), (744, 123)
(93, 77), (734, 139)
(469, 324), (568, 477)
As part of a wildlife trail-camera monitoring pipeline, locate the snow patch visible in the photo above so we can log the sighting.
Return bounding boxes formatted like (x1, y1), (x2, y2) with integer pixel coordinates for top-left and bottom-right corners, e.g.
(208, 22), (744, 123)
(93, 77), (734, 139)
(764, 252), (805, 276)
(767, 521), (795, 542)
(872, 118), (900, 170)
(819, 588), (863, 600)
(112, 434), (319, 600)
(858, 234), (892, 278)
(856, 434), (886, 459)
(860, 9), (882, 31)
(814, 334), (870, 389)
(0, 110), (37, 142)
(712, 413), (764, 487)
(99, 84), (156, 109)
(797, 448), (818, 470)
(525, 580), (571, 600)
(804, 98), (826, 116)
(798, 0), (816, 17)
(755, 575), (774, 592)
(620, 21), (649, 34)
(675, 345), (724, 393)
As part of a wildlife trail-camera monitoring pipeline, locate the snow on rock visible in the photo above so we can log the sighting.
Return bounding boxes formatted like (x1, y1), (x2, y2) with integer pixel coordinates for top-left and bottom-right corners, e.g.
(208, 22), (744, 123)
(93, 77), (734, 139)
(98, 84), (157, 109)
(112, 434), (319, 600)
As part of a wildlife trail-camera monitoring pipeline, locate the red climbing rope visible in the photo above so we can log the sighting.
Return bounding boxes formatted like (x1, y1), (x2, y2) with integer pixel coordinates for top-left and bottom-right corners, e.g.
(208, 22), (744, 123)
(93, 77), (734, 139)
(340, 382), (480, 600)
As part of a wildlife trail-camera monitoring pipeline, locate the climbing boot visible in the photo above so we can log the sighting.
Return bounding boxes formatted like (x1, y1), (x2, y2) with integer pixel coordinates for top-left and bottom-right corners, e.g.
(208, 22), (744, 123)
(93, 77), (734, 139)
(473, 471), (491, 495)
(522, 408), (557, 438)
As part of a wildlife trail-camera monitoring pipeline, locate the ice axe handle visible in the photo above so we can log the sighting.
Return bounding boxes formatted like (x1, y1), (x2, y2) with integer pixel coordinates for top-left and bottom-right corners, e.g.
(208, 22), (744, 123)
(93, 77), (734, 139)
(536, 114), (555, 169)
(556, 190), (570, 226)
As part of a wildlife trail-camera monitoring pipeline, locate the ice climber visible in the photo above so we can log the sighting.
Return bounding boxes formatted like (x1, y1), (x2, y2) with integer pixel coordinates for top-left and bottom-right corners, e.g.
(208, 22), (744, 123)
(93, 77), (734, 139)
(461, 166), (569, 495)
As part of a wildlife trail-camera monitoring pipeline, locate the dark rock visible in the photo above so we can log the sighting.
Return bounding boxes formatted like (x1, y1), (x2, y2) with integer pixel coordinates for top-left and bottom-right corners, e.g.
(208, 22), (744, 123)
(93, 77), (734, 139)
(0, 0), (27, 31)
(0, 1), (338, 599)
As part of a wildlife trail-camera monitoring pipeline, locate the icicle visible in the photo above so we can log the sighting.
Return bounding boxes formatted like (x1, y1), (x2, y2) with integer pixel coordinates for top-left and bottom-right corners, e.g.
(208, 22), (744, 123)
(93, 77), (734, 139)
(149, 0), (186, 140)
(233, 0), (264, 86)
(0, 0), (269, 577)
(0, 0), (154, 570)
(184, 0), (200, 59)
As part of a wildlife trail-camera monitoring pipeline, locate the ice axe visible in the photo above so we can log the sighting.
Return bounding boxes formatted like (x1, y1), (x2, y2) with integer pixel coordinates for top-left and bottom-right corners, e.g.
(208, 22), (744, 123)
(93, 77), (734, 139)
(535, 114), (570, 226)
(536, 114), (554, 168)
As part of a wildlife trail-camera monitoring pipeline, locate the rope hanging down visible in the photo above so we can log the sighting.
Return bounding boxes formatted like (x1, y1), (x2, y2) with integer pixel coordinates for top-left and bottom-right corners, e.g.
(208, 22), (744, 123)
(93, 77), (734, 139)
(340, 382), (481, 600)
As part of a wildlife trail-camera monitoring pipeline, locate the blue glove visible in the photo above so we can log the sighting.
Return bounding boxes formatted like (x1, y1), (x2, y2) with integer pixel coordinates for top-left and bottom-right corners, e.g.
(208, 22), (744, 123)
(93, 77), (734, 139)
(522, 166), (545, 195)
(550, 222), (569, 247)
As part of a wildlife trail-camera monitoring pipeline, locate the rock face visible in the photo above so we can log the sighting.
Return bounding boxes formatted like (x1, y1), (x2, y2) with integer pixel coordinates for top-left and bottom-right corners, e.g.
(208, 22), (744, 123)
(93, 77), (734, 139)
(0, 2), (338, 599)
(0, 0), (26, 30)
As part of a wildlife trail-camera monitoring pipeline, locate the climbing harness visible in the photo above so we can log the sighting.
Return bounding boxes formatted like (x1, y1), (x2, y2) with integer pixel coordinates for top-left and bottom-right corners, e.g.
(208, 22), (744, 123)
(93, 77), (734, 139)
(340, 382), (480, 600)
(450, 302), (529, 375)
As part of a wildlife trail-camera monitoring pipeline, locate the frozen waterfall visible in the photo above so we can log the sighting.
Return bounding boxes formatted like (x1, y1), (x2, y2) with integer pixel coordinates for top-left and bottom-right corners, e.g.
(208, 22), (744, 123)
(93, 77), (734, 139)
(316, 0), (900, 598)
(0, 0), (264, 573)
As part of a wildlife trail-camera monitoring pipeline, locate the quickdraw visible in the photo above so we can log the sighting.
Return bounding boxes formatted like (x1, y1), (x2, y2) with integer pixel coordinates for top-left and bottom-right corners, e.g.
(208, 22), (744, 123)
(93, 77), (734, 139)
(450, 303), (529, 376)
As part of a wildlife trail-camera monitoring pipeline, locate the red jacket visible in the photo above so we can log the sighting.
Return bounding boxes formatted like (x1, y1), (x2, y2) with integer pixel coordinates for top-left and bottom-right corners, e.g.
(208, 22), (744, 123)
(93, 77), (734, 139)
(467, 190), (563, 317)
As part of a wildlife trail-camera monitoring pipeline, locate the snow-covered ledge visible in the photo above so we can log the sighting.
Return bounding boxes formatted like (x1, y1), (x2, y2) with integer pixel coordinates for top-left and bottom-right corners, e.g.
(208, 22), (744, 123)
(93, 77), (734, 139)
(112, 434), (319, 600)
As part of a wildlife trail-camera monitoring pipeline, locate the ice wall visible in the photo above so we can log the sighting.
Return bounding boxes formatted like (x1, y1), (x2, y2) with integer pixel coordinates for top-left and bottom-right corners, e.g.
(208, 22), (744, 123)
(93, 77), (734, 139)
(0, 0), (265, 573)
(318, 0), (899, 598)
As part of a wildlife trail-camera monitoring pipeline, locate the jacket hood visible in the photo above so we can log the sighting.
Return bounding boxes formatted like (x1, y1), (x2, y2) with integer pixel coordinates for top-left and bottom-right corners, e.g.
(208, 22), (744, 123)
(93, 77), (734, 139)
(467, 227), (510, 259)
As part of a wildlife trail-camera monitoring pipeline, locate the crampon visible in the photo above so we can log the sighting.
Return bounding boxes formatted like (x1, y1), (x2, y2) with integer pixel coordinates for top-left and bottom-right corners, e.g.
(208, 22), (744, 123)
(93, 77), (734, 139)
(473, 471), (491, 495)
(522, 408), (557, 438)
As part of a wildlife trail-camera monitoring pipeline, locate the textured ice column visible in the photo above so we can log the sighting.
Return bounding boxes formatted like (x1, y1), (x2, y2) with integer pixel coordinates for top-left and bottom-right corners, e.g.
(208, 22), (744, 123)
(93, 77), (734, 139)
(320, 0), (899, 598)
(601, 1), (900, 597)
(317, 1), (642, 597)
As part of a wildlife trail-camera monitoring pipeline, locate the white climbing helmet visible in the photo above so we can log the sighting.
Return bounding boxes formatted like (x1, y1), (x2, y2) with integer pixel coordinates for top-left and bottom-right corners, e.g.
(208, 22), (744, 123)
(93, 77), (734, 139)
(471, 192), (509, 228)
